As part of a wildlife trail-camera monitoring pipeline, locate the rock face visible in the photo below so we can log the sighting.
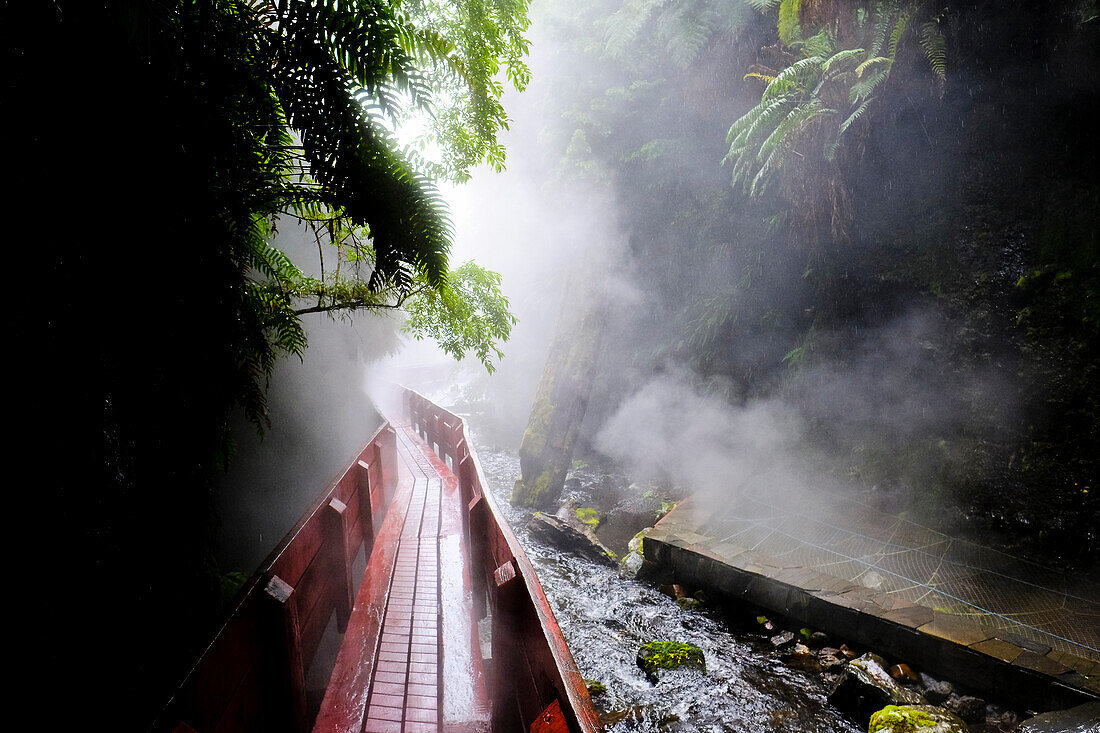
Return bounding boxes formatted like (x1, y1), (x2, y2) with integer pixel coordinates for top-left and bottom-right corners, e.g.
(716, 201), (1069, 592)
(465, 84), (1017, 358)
(511, 288), (605, 509)
(528, 512), (617, 566)
(1018, 701), (1100, 733)
(828, 653), (926, 724)
(636, 641), (706, 682)
(869, 705), (969, 733)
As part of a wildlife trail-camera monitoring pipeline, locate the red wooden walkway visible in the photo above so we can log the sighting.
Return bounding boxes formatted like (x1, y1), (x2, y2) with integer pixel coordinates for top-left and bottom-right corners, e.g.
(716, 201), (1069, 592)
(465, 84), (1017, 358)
(155, 389), (601, 733)
(314, 425), (491, 732)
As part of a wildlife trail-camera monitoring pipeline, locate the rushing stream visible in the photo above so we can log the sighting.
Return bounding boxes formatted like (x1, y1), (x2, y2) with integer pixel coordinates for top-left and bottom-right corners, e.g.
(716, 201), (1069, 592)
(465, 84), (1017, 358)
(475, 447), (861, 733)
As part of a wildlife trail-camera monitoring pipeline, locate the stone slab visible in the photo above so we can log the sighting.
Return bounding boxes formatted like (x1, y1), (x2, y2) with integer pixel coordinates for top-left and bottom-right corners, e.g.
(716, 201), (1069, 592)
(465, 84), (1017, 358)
(918, 612), (992, 647)
(971, 638), (1025, 663)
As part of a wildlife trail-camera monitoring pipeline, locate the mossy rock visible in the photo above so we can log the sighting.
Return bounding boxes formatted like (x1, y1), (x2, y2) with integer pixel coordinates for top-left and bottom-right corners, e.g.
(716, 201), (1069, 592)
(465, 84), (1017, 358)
(583, 678), (607, 697)
(870, 705), (969, 733)
(636, 641), (706, 682)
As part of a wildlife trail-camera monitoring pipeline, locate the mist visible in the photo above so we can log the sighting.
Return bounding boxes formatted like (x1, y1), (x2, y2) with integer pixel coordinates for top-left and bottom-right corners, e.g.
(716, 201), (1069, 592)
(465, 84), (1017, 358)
(391, 0), (1098, 568)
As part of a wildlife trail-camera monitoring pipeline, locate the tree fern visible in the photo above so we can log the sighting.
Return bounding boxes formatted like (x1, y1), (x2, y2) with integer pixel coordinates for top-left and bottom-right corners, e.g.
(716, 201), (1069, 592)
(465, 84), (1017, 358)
(920, 19), (947, 95)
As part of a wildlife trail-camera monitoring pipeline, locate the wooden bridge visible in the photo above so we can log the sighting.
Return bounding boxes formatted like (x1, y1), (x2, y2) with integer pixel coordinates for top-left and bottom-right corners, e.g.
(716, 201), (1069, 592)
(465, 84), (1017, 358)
(155, 388), (602, 733)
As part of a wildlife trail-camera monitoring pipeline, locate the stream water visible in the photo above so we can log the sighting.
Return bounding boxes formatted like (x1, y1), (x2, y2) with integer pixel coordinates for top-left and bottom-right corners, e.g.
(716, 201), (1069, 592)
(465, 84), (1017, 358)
(475, 447), (861, 733)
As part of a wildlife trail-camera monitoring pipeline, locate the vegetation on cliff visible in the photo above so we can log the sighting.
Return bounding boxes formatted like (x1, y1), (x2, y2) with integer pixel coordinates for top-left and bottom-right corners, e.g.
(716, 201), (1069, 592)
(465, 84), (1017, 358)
(6, 0), (529, 725)
(532, 0), (1098, 566)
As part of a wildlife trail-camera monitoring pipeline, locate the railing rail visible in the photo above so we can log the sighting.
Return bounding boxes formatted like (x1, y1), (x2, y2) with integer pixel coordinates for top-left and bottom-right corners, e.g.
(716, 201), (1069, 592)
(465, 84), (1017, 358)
(403, 388), (603, 733)
(153, 423), (397, 733)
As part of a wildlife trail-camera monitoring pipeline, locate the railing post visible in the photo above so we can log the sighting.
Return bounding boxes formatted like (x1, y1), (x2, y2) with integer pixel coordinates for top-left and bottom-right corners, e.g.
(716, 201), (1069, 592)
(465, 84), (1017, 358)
(326, 498), (354, 632)
(262, 575), (307, 733)
(357, 459), (374, 547)
(380, 426), (398, 502)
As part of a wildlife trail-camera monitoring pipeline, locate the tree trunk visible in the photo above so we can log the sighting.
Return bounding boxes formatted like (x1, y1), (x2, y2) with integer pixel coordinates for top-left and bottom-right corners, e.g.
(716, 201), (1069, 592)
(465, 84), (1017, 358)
(511, 281), (605, 509)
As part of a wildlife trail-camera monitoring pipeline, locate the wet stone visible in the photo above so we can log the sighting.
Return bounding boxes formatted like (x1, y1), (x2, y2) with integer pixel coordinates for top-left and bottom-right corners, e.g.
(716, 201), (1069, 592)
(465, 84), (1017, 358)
(869, 704), (969, 733)
(919, 674), (954, 705)
(1018, 701), (1100, 733)
(770, 631), (796, 649)
(828, 653), (926, 725)
(945, 695), (987, 723)
(784, 643), (821, 672)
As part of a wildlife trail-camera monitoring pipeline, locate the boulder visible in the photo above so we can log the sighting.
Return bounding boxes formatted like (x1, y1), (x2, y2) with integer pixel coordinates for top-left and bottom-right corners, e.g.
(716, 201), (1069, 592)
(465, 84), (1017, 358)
(527, 512), (617, 566)
(618, 548), (644, 579)
(636, 641), (706, 682)
(944, 695), (986, 724)
(918, 674), (954, 705)
(828, 653), (926, 724)
(869, 705), (969, 733)
(1018, 701), (1100, 733)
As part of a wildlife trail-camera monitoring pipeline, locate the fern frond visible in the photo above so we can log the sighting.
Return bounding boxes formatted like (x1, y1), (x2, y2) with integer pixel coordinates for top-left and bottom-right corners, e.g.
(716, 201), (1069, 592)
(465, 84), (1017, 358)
(662, 7), (711, 68)
(605, 0), (661, 57)
(920, 20), (947, 94)
(821, 47), (864, 75)
(778, 0), (802, 45)
(855, 56), (891, 77)
(868, 0), (896, 57)
(887, 7), (911, 60)
(763, 55), (823, 101)
(796, 28), (834, 57)
(838, 96), (874, 135)
(744, 71), (776, 83)
(757, 99), (832, 160)
(850, 66), (889, 102)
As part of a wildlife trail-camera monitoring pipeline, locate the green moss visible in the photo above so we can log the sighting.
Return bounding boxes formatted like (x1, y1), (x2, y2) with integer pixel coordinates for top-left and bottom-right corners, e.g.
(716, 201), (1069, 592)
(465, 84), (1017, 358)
(512, 469), (556, 507)
(575, 507), (600, 527)
(869, 706), (939, 733)
(583, 678), (607, 696)
(636, 641), (706, 681)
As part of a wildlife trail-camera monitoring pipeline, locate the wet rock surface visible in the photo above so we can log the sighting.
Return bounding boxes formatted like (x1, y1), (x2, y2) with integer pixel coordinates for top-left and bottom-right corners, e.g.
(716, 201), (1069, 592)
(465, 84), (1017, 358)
(527, 511), (617, 566)
(870, 704), (970, 733)
(477, 447), (863, 732)
(945, 695), (988, 724)
(1017, 701), (1100, 733)
(478, 446), (1069, 732)
(828, 653), (926, 724)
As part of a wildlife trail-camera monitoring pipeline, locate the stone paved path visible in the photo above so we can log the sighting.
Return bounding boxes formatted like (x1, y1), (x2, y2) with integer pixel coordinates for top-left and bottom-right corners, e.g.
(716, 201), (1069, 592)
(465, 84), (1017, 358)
(646, 488), (1099, 708)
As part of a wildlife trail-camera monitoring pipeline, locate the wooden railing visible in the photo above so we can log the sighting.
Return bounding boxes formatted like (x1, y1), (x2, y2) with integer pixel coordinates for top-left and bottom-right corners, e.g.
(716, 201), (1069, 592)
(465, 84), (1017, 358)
(154, 423), (397, 733)
(403, 388), (603, 733)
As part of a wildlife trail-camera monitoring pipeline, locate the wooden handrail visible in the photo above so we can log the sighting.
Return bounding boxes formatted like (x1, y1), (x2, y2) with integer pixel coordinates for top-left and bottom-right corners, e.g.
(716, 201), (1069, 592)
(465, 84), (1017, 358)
(152, 423), (396, 733)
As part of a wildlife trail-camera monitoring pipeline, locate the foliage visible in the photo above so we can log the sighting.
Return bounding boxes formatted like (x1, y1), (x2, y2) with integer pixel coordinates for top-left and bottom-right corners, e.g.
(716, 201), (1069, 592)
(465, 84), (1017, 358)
(105, 0), (529, 429)
(401, 261), (518, 372)
(635, 641), (707, 681)
(724, 1), (948, 199)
